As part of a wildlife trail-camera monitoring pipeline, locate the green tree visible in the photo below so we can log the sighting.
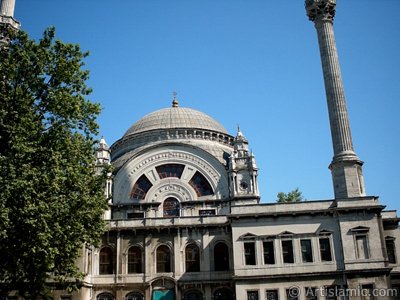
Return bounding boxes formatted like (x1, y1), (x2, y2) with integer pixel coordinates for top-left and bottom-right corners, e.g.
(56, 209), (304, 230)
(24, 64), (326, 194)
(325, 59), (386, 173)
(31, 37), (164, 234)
(277, 188), (303, 203)
(0, 28), (107, 299)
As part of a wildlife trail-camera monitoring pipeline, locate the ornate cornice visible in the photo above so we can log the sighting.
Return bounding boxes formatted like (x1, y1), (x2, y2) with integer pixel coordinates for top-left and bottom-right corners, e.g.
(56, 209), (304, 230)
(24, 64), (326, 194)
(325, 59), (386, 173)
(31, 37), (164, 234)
(305, 0), (336, 23)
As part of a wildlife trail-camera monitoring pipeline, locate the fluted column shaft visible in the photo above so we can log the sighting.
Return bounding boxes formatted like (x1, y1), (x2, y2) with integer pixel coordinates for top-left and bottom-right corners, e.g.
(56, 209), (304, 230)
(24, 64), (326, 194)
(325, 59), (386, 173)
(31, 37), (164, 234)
(0, 0), (16, 17)
(315, 20), (356, 160)
(306, 0), (365, 198)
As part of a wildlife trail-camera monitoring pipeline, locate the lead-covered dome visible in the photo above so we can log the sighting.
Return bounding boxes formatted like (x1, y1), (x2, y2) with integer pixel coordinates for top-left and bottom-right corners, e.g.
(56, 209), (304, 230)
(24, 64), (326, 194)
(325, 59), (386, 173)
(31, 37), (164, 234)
(123, 107), (228, 137)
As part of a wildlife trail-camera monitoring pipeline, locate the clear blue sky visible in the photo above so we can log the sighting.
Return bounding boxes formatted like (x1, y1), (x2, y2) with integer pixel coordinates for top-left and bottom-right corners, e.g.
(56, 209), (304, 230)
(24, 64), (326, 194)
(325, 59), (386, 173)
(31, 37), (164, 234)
(16, 0), (400, 211)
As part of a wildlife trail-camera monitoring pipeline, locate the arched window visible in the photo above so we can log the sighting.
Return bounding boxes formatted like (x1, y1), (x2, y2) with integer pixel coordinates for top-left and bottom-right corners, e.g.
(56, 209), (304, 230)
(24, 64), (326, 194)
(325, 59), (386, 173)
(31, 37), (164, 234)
(156, 245), (172, 273)
(99, 247), (113, 274)
(130, 174), (152, 200)
(214, 242), (229, 271)
(213, 288), (233, 300)
(125, 292), (144, 300)
(156, 164), (185, 179)
(185, 244), (200, 272)
(189, 171), (213, 197)
(97, 293), (114, 300)
(128, 246), (142, 273)
(183, 290), (203, 300)
(163, 197), (180, 217)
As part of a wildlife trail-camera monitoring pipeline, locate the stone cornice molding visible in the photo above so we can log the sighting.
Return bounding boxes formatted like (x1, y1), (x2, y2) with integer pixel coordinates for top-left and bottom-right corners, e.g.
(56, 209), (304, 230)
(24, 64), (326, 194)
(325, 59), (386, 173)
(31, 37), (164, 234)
(110, 128), (234, 162)
(305, 0), (336, 23)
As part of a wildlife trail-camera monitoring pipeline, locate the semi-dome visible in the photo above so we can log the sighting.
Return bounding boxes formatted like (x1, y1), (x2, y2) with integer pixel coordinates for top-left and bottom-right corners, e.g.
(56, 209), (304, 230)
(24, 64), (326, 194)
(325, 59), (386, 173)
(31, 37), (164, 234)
(124, 106), (228, 137)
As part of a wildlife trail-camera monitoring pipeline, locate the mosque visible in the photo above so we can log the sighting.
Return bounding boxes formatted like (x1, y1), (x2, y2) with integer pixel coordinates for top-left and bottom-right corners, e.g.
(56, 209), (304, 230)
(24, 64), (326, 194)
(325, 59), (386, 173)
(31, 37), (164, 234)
(1, 0), (399, 299)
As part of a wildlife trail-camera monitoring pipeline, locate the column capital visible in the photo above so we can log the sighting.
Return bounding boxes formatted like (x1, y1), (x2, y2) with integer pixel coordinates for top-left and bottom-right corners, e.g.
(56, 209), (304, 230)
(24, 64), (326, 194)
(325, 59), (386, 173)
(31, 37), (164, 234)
(305, 0), (336, 23)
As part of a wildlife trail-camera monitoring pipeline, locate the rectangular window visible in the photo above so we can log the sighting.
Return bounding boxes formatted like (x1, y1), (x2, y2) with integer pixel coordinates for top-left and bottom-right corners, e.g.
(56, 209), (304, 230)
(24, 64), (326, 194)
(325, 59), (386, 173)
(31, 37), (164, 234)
(247, 290), (259, 300)
(286, 288), (299, 300)
(301, 239), (313, 263)
(386, 239), (397, 263)
(282, 240), (294, 263)
(266, 290), (279, 300)
(392, 285), (400, 300)
(127, 212), (144, 219)
(356, 235), (369, 259)
(60, 297), (72, 300)
(325, 286), (338, 300)
(263, 241), (275, 264)
(244, 242), (256, 265)
(319, 238), (332, 261)
(199, 209), (216, 216)
(361, 284), (374, 300)
(304, 287), (317, 300)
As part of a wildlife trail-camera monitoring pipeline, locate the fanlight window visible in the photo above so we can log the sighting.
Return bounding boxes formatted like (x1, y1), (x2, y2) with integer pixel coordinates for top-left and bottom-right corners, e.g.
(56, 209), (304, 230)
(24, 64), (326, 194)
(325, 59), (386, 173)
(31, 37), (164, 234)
(163, 197), (180, 217)
(99, 247), (113, 274)
(128, 246), (142, 273)
(183, 290), (203, 300)
(125, 292), (144, 300)
(214, 288), (234, 300)
(156, 245), (172, 273)
(97, 293), (114, 300)
(189, 171), (213, 197)
(130, 174), (152, 200)
(156, 164), (184, 179)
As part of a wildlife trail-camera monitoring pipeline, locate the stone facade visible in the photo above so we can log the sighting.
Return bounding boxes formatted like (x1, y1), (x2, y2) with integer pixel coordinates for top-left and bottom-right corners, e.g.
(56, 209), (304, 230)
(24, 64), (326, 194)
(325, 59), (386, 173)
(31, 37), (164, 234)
(3, 0), (400, 299)
(67, 103), (399, 300)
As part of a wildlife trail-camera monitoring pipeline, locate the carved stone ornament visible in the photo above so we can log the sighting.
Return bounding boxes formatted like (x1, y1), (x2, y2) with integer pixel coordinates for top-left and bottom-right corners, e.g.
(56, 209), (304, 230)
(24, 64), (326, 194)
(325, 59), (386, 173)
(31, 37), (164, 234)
(305, 0), (336, 23)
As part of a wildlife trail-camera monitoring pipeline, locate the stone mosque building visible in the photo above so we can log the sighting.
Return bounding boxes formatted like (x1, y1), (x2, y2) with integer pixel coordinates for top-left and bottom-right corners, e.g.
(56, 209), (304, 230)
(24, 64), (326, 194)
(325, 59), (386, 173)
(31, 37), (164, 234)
(2, 0), (400, 299)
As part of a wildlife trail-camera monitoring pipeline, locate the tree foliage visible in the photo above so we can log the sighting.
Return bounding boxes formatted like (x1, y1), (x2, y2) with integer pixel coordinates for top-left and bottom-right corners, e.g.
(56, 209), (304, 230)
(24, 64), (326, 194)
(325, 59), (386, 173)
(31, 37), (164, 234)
(277, 188), (303, 203)
(0, 28), (107, 298)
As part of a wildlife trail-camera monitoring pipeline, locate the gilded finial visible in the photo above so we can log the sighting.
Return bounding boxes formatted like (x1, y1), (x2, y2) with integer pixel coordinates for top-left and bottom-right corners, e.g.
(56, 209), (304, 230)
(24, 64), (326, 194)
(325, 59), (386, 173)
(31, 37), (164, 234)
(172, 91), (179, 108)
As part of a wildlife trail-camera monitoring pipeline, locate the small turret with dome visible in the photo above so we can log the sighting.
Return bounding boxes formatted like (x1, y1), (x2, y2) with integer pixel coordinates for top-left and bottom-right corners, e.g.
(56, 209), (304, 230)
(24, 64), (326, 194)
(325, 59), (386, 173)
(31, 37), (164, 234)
(228, 126), (260, 204)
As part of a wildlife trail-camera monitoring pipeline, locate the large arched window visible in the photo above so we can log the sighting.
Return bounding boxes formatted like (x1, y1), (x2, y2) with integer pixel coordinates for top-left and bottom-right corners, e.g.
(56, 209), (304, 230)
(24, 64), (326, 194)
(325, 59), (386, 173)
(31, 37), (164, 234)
(125, 292), (144, 300)
(130, 174), (153, 200)
(97, 293), (114, 300)
(128, 246), (142, 274)
(156, 164), (185, 179)
(214, 242), (229, 271)
(214, 288), (233, 300)
(99, 247), (114, 274)
(183, 290), (203, 300)
(163, 197), (180, 217)
(156, 245), (172, 273)
(189, 171), (214, 197)
(185, 244), (200, 272)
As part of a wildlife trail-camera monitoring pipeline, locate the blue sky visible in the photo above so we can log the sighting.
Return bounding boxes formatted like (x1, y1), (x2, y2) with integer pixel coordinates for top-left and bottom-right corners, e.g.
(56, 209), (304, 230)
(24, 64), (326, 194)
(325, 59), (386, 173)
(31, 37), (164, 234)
(16, 0), (400, 211)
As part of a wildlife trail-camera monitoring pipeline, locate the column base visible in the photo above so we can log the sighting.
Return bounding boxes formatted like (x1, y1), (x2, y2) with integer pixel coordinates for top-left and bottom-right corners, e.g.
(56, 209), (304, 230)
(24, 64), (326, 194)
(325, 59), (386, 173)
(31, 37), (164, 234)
(329, 158), (366, 199)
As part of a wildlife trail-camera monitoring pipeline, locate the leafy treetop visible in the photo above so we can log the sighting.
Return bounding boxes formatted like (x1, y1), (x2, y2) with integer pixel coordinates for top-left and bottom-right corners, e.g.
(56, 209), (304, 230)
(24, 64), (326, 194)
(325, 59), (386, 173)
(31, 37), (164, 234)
(0, 28), (108, 299)
(277, 188), (303, 203)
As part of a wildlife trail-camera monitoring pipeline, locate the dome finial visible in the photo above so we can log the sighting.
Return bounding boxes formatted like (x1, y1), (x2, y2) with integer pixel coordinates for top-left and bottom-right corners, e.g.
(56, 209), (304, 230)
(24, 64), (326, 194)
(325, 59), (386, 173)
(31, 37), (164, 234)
(172, 91), (179, 108)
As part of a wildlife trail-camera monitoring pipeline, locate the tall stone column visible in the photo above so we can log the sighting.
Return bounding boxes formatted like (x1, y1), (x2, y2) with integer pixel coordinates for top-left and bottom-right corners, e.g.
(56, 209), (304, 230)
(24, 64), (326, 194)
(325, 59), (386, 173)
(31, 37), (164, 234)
(305, 0), (366, 199)
(0, 0), (16, 17)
